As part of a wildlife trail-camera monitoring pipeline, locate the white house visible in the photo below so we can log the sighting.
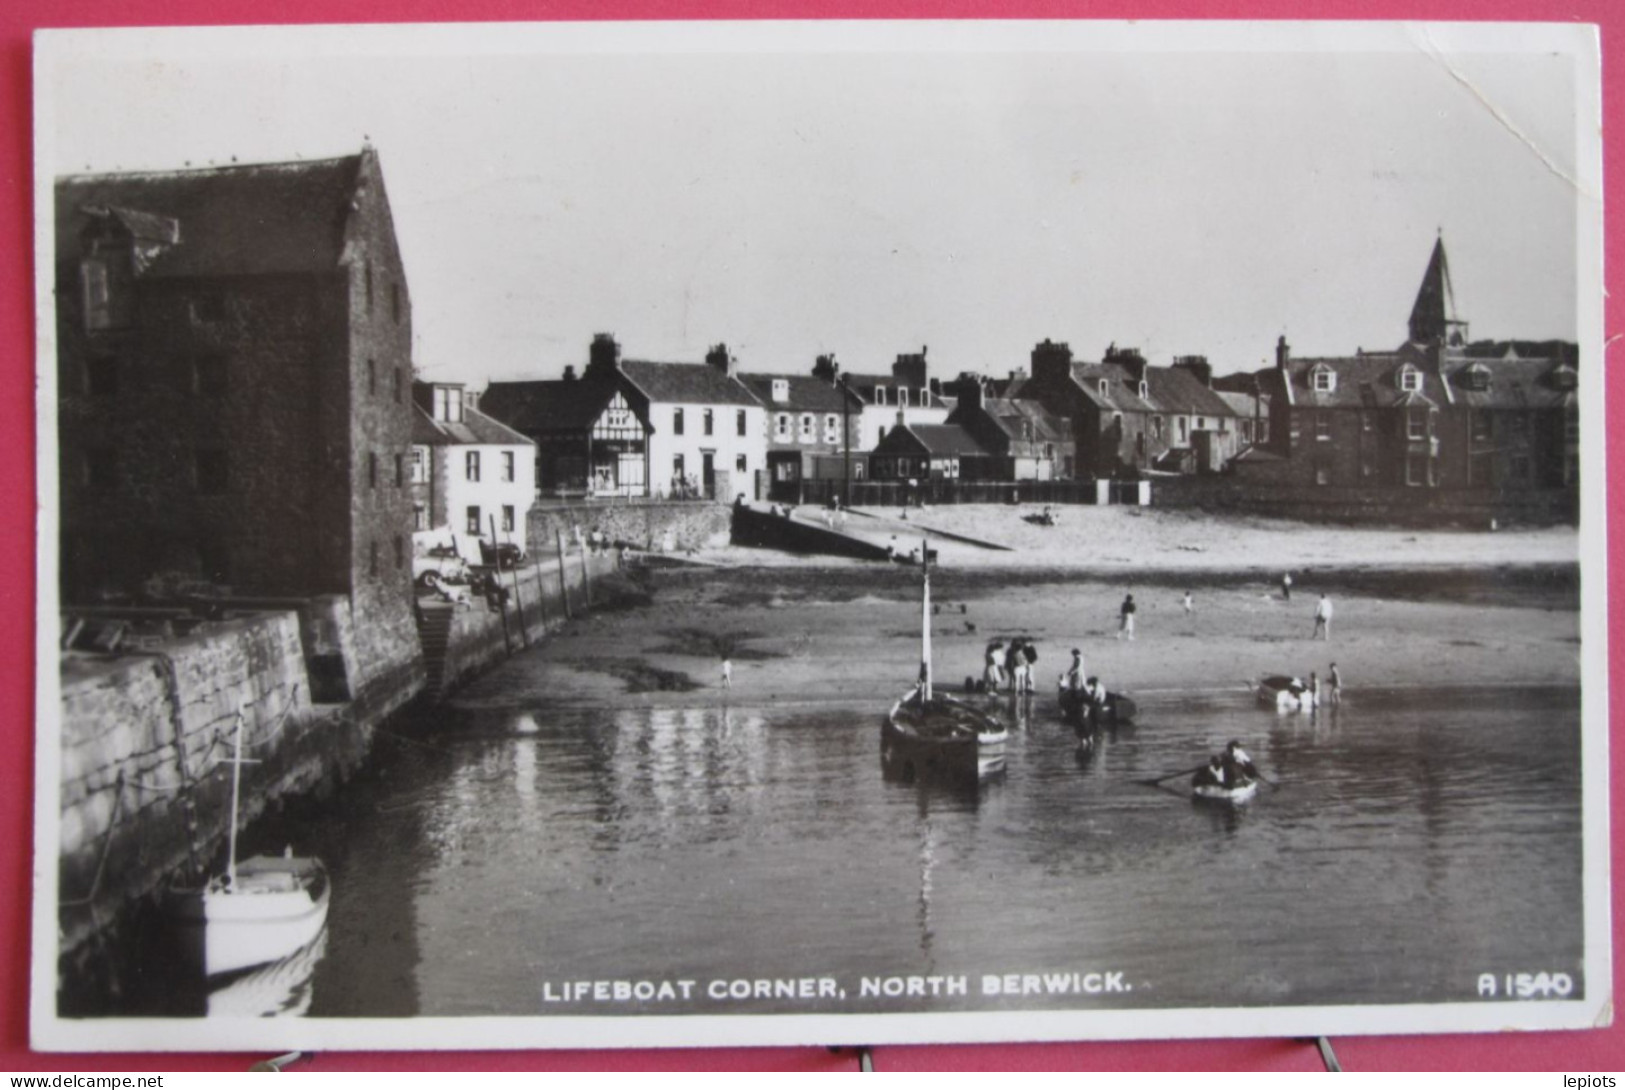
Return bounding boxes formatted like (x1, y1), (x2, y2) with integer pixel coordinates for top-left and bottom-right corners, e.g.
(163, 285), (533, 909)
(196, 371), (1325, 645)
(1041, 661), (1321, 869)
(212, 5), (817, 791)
(410, 380), (537, 555)
(587, 336), (767, 501)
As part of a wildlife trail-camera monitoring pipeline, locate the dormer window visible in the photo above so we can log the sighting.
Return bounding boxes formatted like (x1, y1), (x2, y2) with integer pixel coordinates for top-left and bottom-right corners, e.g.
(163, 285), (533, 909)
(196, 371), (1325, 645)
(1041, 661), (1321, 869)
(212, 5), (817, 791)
(1461, 364), (1492, 392)
(1138, 381), (1149, 400)
(433, 386), (463, 423)
(80, 258), (113, 331)
(900, 388), (911, 408)
(771, 379), (789, 401)
(1098, 379), (1109, 398)
(874, 386), (888, 407)
(1311, 365), (1337, 393)
(1397, 365), (1422, 393)
(1551, 366), (1578, 391)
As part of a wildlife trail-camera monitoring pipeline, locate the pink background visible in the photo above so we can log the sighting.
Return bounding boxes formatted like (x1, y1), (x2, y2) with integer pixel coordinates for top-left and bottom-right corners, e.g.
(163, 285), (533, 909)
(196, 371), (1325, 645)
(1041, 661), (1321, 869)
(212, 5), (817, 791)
(2, 0), (1617, 1072)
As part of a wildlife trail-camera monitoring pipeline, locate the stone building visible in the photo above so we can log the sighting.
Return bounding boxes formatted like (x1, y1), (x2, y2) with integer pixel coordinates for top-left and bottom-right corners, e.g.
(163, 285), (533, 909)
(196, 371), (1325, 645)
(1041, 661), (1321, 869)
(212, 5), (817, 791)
(409, 381), (536, 553)
(54, 147), (422, 703)
(817, 348), (951, 452)
(943, 377), (1075, 480)
(1237, 239), (1580, 494)
(741, 360), (866, 500)
(1021, 340), (1245, 478)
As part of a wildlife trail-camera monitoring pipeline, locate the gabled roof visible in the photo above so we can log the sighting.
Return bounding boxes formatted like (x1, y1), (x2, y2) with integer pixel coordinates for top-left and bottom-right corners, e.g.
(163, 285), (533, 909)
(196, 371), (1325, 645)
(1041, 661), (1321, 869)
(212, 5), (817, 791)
(740, 373), (859, 413)
(56, 155), (366, 278)
(1067, 361), (1239, 417)
(979, 397), (1071, 444)
(840, 371), (949, 409)
(619, 360), (763, 408)
(885, 423), (991, 457)
(1444, 356), (1577, 411)
(1214, 390), (1264, 417)
(413, 405), (534, 447)
(1275, 353), (1451, 410)
(482, 374), (640, 434)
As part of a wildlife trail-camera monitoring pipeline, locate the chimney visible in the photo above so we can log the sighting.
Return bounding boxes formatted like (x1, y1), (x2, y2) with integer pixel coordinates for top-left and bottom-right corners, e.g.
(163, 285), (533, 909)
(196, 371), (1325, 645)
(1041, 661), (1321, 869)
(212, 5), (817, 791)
(1030, 339), (1073, 384)
(1105, 345), (1148, 385)
(590, 333), (620, 372)
(563, 365), (577, 382)
(706, 342), (735, 377)
(1276, 334), (1290, 371)
(813, 353), (838, 384)
(959, 376), (984, 414)
(892, 348), (927, 392)
(1172, 355), (1213, 388)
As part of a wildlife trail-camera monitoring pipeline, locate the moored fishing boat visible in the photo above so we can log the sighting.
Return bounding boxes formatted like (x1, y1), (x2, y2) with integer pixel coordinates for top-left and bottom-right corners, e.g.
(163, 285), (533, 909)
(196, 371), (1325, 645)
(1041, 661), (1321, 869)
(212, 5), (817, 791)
(881, 541), (1008, 785)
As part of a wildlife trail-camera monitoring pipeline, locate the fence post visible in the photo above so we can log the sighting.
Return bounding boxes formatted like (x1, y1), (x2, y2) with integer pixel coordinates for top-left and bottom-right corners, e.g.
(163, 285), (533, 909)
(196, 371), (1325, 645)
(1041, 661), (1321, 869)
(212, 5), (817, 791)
(555, 530), (573, 620)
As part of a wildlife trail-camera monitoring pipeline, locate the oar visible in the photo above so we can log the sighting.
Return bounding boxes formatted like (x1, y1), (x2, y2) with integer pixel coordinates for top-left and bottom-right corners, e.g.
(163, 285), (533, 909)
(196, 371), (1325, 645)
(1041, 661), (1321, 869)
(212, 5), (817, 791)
(1136, 763), (1209, 788)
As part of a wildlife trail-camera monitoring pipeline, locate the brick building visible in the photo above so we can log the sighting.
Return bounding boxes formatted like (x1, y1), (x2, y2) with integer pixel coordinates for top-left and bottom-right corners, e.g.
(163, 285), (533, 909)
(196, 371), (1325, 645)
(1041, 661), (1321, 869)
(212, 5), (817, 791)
(55, 148), (422, 701)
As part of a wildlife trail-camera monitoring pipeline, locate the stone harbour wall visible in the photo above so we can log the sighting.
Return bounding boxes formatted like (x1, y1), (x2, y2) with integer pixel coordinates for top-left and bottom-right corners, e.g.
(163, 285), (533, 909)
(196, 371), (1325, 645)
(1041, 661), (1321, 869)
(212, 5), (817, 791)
(528, 501), (730, 555)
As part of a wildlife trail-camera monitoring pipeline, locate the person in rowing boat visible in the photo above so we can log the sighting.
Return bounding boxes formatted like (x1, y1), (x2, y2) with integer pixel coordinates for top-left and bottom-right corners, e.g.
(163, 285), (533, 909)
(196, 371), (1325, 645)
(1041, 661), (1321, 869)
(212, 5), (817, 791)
(1192, 756), (1226, 789)
(1221, 740), (1258, 786)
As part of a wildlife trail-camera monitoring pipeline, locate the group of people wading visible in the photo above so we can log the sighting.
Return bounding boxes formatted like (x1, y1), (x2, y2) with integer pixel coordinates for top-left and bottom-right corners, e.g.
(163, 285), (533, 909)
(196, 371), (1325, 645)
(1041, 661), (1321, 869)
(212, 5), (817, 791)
(978, 637), (1039, 693)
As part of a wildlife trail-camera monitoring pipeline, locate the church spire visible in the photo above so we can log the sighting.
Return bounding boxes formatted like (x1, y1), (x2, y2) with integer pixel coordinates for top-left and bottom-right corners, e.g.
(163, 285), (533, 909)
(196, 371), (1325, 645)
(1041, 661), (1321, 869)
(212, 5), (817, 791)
(1408, 234), (1453, 345)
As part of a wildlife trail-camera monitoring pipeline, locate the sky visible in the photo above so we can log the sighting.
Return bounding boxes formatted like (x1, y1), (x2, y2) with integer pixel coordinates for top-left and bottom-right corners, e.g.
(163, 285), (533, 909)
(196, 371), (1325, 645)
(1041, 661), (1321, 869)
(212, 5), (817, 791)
(37, 22), (1594, 386)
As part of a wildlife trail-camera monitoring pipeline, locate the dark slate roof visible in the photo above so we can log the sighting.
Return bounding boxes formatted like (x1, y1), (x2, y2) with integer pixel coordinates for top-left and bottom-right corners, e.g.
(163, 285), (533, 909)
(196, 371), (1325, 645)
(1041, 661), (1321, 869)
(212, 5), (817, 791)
(1215, 390), (1264, 417)
(482, 375), (633, 434)
(56, 155), (364, 277)
(901, 423), (992, 457)
(620, 360), (763, 408)
(981, 398), (1071, 443)
(413, 405), (533, 447)
(840, 371), (949, 409)
(1068, 361), (1238, 417)
(740, 373), (859, 413)
(1444, 356), (1576, 410)
(1280, 353), (1449, 410)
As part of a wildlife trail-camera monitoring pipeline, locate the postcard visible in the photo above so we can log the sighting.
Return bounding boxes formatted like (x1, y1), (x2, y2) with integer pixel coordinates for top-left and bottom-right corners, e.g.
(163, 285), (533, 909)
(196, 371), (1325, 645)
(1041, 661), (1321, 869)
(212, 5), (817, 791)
(32, 20), (1607, 1052)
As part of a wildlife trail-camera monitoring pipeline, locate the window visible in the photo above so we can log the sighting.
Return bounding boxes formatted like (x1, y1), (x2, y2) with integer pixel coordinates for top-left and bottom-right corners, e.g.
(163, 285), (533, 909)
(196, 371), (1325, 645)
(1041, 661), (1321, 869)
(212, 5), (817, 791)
(196, 450), (228, 494)
(1406, 453), (1431, 487)
(703, 409), (714, 436)
(1398, 366), (1422, 393)
(1407, 408), (1428, 440)
(800, 414), (814, 440)
(772, 379), (789, 401)
(81, 259), (111, 331)
(466, 451), (481, 482)
(502, 505), (515, 532)
(1151, 416), (1164, 440)
(1138, 381), (1148, 400)
(466, 506), (482, 535)
(413, 504), (427, 531)
(393, 535), (403, 570)
(1361, 411), (1376, 433)
(193, 356), (227, 397)
(1471, 411), (1491, 442)
(1240, 420), (1252, 443)
(735, 454), (747, 474)
(1098, 379), (1108, 398)
(434, 387), (463, 423)
(776, 414), (791, 440)
(673, 454), (685, 481)
(825, 414), (840, 443)
(410, 448), (427, 483)
(1565, 408), (1580, 443)
(86, 447), (117, 490)
(737, 409), (747, 437)
(86, 357), (118, 397)
(364, 262), (374, 315)
(674, 408), (685, 435)
(394, 453), (404, 488)
(1315, 464), (1331, 486)
(1312, 367), (1336, 393)
(900, 388), (911, 408)
(1510, 412), (1529, 437)
(502, 451), (515, 482)
(1315, 413), (1331, 441)
(1177, 417), (1188, 441)
(368, 452), (378, 489)
(367, 358), (377, 396)
(874, 387), (888, 407)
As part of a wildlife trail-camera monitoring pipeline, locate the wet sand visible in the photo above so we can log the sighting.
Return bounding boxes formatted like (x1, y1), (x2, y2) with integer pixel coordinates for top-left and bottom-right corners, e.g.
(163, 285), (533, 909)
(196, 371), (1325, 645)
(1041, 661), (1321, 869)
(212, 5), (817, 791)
(453, 559), (1581, 712)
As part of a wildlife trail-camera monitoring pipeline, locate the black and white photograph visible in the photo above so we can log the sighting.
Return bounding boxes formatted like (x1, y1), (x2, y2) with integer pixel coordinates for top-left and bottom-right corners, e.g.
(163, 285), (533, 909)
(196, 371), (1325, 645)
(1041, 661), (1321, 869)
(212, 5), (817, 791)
(32, 21), (1607, 1052)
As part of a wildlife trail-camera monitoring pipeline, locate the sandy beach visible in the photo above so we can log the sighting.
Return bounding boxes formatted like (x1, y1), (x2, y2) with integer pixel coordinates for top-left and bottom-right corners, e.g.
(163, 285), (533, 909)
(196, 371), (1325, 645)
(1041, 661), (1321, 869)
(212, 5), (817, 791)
(455, 521), (1581, 713)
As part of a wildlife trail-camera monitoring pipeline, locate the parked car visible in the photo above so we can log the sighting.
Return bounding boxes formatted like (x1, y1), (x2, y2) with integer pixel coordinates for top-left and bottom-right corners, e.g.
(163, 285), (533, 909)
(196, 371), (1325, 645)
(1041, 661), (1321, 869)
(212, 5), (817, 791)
(414, 541), (470, 590)
(479, 540), (525, 570)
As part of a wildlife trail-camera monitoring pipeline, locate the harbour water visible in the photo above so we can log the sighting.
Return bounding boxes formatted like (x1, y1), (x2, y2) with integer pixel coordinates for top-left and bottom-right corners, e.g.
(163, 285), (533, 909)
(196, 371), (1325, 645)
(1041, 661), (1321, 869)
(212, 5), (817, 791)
(245, 683), (1584, 1018)
(83, 682), (1582, 1018)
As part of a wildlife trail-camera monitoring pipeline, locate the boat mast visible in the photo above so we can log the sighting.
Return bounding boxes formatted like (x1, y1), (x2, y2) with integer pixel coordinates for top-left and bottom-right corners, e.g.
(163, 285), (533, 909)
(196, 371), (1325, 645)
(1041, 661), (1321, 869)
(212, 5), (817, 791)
(920, 537), (932, 703)
(227, 706), (245, 889)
